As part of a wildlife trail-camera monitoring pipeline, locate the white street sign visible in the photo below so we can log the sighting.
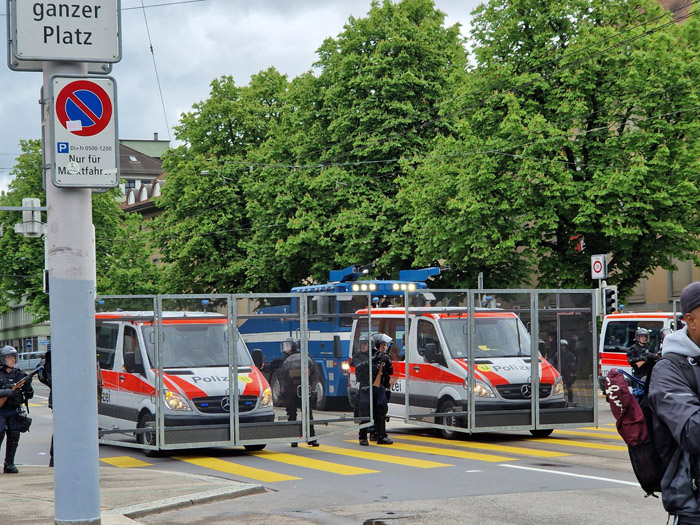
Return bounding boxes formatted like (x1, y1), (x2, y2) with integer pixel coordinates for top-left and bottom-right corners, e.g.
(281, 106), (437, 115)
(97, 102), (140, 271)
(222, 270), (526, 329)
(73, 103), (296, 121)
(49, 75), (119, 188)
(8, 0), (121, 63)
(591, 254), (608, 279)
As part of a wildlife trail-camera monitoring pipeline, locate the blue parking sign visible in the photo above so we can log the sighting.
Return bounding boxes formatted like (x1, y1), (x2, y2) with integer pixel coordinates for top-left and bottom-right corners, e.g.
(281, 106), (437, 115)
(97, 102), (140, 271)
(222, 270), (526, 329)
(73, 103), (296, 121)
(57, 142), (69, 154)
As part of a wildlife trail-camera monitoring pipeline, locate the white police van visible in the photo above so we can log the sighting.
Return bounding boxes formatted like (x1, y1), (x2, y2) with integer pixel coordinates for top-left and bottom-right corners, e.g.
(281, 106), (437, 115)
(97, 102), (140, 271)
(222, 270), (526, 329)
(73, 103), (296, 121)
(349, 307), (566, 439)
(96, 311), (274, 454)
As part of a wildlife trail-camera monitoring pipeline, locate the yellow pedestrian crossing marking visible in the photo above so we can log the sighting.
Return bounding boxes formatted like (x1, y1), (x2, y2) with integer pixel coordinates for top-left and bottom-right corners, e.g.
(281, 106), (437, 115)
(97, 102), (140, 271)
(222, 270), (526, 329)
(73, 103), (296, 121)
(28, 402), (43, 407)
(248, 449), (378, 475)
(344, 440), (516, 462)
(579, 426), (620, 433)
(174, 456), (299, 483)
(318, 444), (453, 468)
(554, 429), (623, 440)
(393, 435), (570, 457)
(527, 437), (627, 451)
(100, 456), (151, 468)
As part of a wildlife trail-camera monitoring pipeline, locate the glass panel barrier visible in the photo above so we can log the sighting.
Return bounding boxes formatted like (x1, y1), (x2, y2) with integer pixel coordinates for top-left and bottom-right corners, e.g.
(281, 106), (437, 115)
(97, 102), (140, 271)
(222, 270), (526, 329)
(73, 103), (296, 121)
(95, 296), (158, 450)
(157, 295), (235, 450)
(536, 291), (596, 428)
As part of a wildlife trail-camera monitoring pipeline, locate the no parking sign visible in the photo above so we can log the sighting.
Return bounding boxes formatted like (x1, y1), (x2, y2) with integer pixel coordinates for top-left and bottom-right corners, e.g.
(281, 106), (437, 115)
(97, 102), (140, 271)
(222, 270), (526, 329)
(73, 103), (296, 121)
(49, 75), (119, 188)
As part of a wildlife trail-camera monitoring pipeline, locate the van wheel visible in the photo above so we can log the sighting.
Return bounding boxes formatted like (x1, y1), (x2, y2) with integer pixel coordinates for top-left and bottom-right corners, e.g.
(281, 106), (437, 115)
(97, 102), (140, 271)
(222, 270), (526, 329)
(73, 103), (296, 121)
(529, 429), (554, 438)
(137, 413), (163, 457)
(312, 378), (326, 411)
(437, 399), (459, 440)
(244, 444), (266, 452)
(270, 372), (283, 405)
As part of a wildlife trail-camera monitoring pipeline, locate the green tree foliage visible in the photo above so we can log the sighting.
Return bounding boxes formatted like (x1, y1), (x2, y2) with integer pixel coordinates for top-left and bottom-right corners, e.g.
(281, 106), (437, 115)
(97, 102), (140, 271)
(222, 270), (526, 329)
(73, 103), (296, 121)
(241, 0), (469, 290)
(0, 140), (48, 320)
(99, 213), (162, 295)
(155, 0), (700, 296)
(0, 140), (162, 321)
(154, 68), (289, 292)
(399, 0), (700, 294)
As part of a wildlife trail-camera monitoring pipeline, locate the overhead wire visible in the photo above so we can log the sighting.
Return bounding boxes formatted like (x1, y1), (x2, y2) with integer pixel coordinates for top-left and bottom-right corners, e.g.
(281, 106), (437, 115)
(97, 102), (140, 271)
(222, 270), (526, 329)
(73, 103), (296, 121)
(139, 0), (172, 142)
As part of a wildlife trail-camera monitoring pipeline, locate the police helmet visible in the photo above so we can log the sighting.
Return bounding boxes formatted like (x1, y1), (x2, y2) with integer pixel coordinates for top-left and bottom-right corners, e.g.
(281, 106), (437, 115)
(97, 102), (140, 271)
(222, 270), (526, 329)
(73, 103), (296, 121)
(635, 328), (650, 342)
(281, 338), (298, 354)
(357, 337), (370, 352)
(0, 345), (18, 368)
(371, 333), (393, 352)
(560, 339), (569, 348)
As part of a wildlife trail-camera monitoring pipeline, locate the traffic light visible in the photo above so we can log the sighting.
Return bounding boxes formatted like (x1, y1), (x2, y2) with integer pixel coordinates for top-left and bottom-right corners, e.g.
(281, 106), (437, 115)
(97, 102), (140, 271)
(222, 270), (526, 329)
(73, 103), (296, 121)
(603, 286), (618, 315)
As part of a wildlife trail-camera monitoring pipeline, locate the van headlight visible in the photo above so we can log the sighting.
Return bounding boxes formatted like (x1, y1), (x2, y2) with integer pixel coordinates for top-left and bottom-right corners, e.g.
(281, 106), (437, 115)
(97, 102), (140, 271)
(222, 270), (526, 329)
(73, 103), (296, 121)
(471, 380), (496, 398)
(553, 377), (564, 396)
(261, 387), (273, 408)
(164, 390), (191, 411)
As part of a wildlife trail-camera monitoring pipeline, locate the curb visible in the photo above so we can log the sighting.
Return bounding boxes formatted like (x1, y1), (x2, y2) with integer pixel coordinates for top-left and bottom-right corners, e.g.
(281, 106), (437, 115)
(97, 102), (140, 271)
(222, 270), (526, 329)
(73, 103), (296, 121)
(104, 483), (266, 519)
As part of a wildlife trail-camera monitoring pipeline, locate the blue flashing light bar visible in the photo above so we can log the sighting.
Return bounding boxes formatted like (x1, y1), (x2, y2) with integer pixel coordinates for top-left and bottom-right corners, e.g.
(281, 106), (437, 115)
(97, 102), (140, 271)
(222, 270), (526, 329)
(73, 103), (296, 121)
(399, 266), (449, 282)
(329, 263), (376, 282)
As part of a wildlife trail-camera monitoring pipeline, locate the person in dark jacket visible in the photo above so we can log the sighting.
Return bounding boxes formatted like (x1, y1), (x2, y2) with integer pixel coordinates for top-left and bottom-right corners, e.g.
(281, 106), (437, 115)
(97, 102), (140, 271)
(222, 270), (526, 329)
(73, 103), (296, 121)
(627, 327), (658, 380)
(559, 340), (577, 403)
(352, 333), (394, 446)
(275, 338), (319, 447)
(648, 281), (700, 524)
(0, 346), (34, 473)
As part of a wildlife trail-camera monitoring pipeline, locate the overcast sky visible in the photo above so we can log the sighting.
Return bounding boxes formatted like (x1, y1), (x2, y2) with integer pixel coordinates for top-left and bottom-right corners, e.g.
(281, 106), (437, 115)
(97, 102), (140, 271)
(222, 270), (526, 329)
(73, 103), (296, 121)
(0, 0), (482, 193)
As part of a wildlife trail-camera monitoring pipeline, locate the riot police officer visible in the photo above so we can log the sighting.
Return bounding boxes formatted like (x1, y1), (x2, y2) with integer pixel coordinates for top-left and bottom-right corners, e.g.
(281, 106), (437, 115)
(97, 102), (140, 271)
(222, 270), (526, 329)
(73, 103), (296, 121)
(276, 338), (319, 447)
(626, 327), (657, 380)
(0, 346), (34, 473)
(352, 333), (394, 446)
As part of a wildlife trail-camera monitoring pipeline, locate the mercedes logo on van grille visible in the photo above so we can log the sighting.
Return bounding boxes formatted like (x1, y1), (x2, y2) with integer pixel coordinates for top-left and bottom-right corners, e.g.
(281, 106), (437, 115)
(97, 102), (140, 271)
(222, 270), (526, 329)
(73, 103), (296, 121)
(520, 384), (532, 398)
(220, 397), (230, 412)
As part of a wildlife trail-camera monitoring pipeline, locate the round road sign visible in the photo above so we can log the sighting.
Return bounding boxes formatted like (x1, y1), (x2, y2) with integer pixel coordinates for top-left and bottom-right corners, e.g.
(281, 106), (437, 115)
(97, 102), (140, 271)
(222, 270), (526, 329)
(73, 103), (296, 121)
(55, 80), (113, 137)
(593, 260), (603, 274)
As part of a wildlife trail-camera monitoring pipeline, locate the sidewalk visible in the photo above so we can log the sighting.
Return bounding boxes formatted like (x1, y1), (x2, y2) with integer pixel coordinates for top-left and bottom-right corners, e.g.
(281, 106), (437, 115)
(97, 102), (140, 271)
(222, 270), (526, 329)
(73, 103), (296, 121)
(5, 466), (264, 524)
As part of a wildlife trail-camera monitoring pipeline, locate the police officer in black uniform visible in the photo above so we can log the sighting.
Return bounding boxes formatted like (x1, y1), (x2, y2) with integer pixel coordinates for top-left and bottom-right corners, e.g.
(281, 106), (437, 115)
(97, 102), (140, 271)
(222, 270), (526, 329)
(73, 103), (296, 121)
(0, 346), (34, 473)
(626, 327), (658, 380)
(276, 338), (319, 447)
(352, 333), (394, 446)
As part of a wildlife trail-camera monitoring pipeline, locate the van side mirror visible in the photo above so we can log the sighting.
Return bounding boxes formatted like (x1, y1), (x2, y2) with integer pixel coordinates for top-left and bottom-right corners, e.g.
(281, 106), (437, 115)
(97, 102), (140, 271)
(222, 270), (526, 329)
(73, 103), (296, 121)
(333, 335), (342, 358)
(123, 352), (145, 376)
(424, 343), (446, 367)
(252, 349), (263, 369)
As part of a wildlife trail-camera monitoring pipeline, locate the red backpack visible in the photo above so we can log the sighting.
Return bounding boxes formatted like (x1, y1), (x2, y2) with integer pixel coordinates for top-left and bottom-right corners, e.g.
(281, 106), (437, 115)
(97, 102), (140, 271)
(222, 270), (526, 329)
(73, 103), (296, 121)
(605, 353), (698, 497)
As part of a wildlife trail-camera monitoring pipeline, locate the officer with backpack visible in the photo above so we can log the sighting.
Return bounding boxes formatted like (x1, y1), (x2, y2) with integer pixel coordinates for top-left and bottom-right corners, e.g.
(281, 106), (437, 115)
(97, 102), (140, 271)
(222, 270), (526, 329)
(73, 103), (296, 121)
(274, 338), (319, 447)
(648, 281), (700, 524)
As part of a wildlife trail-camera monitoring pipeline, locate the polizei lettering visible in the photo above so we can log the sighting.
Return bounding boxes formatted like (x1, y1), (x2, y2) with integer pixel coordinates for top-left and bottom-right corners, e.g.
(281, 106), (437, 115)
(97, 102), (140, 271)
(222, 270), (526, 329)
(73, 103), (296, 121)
(32, 3), (103, 46)
(192, 375), (230, 384)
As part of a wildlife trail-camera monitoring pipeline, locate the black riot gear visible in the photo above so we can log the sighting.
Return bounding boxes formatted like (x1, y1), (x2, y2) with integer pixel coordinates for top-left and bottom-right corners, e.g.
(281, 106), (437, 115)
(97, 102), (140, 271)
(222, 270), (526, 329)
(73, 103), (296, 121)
(0, 346), (18, 368)
(351, 333), (394, 446)
(0, 353), (33, 473)
(276, 342), (319, 447)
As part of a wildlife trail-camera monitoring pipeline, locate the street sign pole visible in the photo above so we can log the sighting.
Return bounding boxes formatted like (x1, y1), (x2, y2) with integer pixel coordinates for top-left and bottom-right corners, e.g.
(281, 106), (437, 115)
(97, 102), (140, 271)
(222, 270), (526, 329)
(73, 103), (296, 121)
(43, 60), (101, 525)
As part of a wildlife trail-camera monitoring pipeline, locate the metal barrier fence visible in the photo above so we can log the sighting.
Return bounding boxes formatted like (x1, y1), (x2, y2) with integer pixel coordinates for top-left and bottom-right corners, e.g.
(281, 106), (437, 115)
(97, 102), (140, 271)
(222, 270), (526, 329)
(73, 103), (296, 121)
(95, 290), (596, 454)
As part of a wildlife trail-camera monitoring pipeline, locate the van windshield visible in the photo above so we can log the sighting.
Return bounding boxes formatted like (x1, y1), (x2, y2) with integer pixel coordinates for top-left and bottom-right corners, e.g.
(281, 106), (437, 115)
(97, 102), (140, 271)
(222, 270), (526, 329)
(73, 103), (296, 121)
(439, 316), (532, 359)
(142, 323), (254, 368)
(602, 321), (664, 353)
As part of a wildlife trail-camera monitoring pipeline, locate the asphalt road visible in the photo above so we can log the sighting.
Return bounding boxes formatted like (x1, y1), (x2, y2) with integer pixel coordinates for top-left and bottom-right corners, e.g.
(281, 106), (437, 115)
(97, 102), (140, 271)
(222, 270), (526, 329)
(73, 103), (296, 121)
(16, 385), (672, 524)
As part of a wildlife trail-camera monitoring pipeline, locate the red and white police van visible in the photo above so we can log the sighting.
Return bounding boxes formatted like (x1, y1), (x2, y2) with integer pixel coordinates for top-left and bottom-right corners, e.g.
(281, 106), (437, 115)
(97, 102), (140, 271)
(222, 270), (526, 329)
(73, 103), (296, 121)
(598, 311), (683, 378)
(349, 307), (566, 438)
(96, 311), (274, 453)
